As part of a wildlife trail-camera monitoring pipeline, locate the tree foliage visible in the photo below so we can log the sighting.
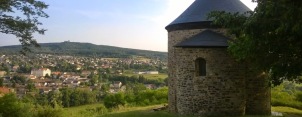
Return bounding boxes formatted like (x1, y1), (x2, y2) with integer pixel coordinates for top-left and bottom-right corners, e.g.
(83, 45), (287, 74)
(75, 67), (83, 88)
(0, 93), (34, 117)
(208, 0), (302, 85)
(103, 86), (168, 108)
(0, 93), (64, 117)
(0, 0), (48, 54)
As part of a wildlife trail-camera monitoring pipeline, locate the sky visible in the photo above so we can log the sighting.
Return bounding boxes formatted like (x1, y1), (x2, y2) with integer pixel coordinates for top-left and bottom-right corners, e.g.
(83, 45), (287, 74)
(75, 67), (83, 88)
(0, 0), (257, 52)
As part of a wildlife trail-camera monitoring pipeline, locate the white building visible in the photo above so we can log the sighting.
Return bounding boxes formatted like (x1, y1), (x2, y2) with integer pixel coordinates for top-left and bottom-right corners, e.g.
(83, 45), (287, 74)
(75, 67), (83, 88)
(0, 71), (6, 77)
(31, 68), (51, 77)
(134, 71), (159, 75)
(145, 71), (159, 74)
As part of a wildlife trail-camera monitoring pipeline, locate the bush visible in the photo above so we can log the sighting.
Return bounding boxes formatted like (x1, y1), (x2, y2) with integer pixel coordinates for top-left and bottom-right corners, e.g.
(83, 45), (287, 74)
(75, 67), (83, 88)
(104, 93), (126, 108)
(34, 106), (63, 117)
(296, 92), (302, 102)
(104, 87), (168, 108)
(271, 82), (302, 109)
(79, 105), (108, 116)
(96, 105), (109, 115)
(0, 93), (35, 117)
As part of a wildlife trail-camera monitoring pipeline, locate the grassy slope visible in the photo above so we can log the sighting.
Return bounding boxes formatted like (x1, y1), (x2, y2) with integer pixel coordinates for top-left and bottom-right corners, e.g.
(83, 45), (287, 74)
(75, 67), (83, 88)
(61, 104), (302, 117)
(99, 105), (176, 117)
(62, 103), (105, 117)
(272, 107), (302, 117)
(122, 73), (168, 80)
(100, 107), (302, 117)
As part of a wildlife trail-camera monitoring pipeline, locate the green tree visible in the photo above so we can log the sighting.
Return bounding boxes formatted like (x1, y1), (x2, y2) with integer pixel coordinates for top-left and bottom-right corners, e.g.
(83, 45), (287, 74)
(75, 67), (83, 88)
(36, 93), (48, 106)
(90, 74), (99, 86)
(82, 91), (97, 104)
(60, 88), (71, 107)
(11, 75), (27, 84)
(26, 83), (36, 92)
(208, 0), (302, 85)
(103, 93), (126, 108)
(45, 73), (50, 78)
(0, 0), (49, 54)
(0, 78), (3, 87)
(70, 89), (82, 106)
(47, 90), (62, 108)
(17, 64), (32, 73)
(0, 93), (34, 117)
(101, 84), (109, 93)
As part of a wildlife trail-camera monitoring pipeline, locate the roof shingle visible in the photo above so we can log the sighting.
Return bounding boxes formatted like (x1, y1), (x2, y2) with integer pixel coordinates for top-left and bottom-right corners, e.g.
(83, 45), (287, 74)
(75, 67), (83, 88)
(174, 30), (230, 48)
(167, 0), (250, 27)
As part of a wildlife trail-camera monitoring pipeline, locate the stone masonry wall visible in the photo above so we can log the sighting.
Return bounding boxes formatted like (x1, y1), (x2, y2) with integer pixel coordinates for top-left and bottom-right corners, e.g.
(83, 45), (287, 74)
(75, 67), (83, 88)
(168, 29), (271, 116)
(168, 29), (205, 113)
(246, 71), (271, 115)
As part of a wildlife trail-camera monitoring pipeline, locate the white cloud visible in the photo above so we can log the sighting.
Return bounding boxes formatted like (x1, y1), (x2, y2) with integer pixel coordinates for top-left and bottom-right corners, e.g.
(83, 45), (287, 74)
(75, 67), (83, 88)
(152, 0), (194, 27)
(240, 0), (257, 10)
(142, 0), (194, 51)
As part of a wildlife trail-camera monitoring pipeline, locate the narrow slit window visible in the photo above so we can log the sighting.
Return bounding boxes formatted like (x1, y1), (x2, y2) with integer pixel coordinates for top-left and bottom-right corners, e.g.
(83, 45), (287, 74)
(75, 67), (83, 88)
(195, 58), (206, 76)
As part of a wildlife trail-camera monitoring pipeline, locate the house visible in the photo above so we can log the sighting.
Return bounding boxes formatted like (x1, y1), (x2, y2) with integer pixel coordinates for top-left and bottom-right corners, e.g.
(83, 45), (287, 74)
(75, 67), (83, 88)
(113, 81), (122, 88)
(81, 71), (92, 77)
(15, 85), (26, 97)
(76, 65), (82, 70)
(72, 80), (81, 86)
(39, 87), (52, 94)
(134, 71), (159, 75)
(145, 71), (159, 74)
(145, 84), (156, 90)
(31, 68), (51, 77)
(32, 79), (53, 87)
(12, 65), (19, 72)
(24, 74), (36, 79)
(0, 71), (6, 77)
(109, 81), (122, 93)
(0, 87), (11, 97)
(51, 72), (62, 79)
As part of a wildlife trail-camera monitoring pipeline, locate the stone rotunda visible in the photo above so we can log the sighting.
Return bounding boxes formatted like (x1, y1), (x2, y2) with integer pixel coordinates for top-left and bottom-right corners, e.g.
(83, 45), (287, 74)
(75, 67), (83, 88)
(165, 0), (271, 116)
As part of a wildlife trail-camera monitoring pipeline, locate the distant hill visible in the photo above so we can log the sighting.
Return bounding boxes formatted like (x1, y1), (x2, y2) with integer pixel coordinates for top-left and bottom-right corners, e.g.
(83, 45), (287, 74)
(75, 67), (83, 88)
(0, 42), (167, 60)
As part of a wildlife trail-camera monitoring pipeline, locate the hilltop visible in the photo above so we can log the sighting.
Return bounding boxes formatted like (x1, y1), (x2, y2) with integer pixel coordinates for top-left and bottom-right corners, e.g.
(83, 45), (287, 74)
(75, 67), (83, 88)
(0, 42), (167, 60)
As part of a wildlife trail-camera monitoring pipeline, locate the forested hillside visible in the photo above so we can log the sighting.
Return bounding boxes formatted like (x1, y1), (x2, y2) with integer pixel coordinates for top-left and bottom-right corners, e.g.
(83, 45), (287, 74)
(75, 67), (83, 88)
(0, 42), (167, 60)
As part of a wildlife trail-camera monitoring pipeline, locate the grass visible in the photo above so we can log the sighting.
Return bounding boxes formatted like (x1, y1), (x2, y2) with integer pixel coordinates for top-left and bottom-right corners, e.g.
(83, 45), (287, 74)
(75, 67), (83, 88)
(61, 104), (174, 117)
(271, 82), (302, 109)
(62, 103), (105, 117)
(60, 103), (302, 117)
(98, 105), (188, 117)
(99, 110), (182, 117)
(99, 106), (302, 117)
(272, 106), (302, 117)
(123, 73), (168, 80)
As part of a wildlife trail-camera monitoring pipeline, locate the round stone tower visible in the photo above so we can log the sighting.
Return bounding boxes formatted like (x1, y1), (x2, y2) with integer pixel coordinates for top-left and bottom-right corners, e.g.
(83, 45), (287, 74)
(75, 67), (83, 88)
(166, 0), (271, 116)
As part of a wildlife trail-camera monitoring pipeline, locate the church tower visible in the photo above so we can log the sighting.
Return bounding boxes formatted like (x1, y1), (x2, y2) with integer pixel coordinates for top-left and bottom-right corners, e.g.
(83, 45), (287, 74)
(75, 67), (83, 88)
(166, 0), (271, 116)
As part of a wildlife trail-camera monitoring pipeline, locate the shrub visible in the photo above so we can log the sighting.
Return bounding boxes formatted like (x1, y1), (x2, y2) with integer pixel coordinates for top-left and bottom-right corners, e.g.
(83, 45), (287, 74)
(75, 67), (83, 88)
(104, 93), (126, 108)
(296, 92), (302, 102)
(79, 105), (108, 116)
(0, 93), (35, 117)
(34, 106), (63, 117)
(104, 87), (168, 108)
(271, 82), (302, 109)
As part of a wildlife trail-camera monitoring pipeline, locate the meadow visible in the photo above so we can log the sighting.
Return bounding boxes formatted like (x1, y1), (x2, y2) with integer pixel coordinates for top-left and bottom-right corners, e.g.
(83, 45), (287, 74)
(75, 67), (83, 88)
(123, 73), (168, 80)
(60, 103), (302, 117)
(59, 81), (302, 117)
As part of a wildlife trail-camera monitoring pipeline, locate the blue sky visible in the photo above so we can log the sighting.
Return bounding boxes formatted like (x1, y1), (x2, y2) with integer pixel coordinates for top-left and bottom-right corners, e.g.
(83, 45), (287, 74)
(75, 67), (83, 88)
(0, 0), (256, 52)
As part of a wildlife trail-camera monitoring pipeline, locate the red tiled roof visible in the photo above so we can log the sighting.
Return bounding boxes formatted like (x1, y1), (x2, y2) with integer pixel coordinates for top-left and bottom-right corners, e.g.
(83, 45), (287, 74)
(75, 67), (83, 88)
(0, 87), (10, 94)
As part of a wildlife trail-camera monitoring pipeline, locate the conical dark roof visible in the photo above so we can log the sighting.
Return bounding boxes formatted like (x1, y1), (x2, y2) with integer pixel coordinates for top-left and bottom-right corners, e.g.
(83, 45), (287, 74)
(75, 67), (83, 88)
(166, 0), (250, 30)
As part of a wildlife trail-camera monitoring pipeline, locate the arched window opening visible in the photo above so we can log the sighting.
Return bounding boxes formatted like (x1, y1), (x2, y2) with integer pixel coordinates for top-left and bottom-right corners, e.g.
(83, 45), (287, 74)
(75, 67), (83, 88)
(195, 58), (206, 76)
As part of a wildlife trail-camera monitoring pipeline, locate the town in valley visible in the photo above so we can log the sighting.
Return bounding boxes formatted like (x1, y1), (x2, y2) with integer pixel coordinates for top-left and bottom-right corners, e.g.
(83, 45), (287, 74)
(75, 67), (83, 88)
(0, 53), (168, 97)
